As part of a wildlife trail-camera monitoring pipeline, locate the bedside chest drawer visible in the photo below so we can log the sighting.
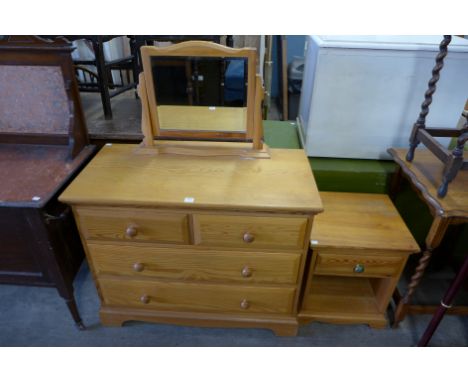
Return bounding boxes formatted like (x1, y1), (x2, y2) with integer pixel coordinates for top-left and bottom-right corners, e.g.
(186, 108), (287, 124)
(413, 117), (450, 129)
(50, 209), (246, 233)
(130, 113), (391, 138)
(100, 278), (296, 314)
(89, 243), (301, 284)
(314, 252), (403, 278)
(193, 214), (308, 250)
(76, 207), (190, 244)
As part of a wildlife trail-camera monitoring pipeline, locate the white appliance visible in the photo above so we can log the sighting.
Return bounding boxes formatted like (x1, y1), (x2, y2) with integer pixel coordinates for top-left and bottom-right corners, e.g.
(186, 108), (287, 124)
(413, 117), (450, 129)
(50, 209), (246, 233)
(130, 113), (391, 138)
(298, 35), (468, 159)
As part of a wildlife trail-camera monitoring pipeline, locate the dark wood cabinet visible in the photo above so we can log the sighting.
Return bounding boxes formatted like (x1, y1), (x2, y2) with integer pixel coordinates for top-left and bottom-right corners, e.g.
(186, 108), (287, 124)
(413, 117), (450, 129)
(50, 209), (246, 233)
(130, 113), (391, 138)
(0, 36), (96, 329)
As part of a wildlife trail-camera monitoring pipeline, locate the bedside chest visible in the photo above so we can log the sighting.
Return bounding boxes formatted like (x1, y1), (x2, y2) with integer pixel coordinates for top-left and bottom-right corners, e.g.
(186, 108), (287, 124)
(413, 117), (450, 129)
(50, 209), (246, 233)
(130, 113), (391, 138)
(299, 192), (419, 328)
(60, 142), (323, 336)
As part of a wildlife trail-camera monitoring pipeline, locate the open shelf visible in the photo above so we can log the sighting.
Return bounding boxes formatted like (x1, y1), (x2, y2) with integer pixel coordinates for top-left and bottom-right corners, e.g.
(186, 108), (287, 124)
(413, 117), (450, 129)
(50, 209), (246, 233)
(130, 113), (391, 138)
(299, 275), (388, 327)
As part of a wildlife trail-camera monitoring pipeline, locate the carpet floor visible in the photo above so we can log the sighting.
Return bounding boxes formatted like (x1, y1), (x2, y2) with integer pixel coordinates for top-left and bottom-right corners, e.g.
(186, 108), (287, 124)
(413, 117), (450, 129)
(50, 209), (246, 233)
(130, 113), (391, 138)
(1, 262), (467, 346)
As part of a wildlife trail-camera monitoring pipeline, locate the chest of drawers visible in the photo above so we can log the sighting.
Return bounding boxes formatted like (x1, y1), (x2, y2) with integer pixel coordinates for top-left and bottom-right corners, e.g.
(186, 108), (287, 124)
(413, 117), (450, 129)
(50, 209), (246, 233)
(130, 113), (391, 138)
(60, 142), (322, 336)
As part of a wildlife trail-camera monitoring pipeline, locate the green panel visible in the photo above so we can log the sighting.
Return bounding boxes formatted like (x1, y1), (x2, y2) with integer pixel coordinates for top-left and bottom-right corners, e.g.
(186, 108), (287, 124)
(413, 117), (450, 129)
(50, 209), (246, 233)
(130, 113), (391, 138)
(263, 120), (395, 193)
(263, 120), (301, 149)
(309, 157), (396, 194)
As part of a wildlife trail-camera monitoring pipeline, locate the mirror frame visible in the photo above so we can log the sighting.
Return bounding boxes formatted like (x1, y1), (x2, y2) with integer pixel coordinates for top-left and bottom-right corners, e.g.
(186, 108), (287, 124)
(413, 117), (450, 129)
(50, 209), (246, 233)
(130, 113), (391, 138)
(140, 41), (257, 142)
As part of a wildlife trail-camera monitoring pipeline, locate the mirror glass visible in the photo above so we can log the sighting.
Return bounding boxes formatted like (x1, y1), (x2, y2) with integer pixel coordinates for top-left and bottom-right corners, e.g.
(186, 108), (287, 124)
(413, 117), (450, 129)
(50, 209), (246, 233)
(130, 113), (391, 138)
(150, 56), (248, 133)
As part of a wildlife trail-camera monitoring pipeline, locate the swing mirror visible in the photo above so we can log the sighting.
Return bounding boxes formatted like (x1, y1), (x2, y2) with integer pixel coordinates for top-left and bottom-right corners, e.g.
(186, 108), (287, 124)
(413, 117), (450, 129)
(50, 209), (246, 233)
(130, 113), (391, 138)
(140, 41), (257, 142)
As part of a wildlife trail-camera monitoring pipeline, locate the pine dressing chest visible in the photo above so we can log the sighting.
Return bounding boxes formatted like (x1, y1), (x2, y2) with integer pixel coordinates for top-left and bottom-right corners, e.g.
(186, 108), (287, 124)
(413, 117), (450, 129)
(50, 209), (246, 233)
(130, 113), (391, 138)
(59, 41), (323, 335)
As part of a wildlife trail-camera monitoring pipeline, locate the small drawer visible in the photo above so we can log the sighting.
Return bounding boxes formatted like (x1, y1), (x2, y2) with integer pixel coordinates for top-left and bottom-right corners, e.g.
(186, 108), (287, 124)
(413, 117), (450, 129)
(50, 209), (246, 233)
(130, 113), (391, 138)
(314, 252), (403, 278)
(88, 243), (301, 284)
(99, 277), (296, 314)
(193, 214), (308, 250)
(76, 207), (189, 244)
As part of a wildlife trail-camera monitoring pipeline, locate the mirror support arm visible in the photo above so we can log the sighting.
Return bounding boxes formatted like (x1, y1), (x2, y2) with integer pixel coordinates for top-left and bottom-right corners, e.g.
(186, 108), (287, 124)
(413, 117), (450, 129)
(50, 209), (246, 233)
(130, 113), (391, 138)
(138, 72), (155, 147)
(253, 75), (264, 150)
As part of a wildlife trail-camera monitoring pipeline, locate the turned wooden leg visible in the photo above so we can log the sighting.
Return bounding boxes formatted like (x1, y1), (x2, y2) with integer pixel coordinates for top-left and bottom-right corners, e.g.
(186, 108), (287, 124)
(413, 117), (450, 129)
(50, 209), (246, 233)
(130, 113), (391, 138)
(393, 247), (434, 327)
(393, 216), (449, 328)
(64, 297), (86, 330)
(407, 35), (452, 163)
(406, 140), (419, 162)
(437, 131), (467, 197)
(56, 282), (85, 330)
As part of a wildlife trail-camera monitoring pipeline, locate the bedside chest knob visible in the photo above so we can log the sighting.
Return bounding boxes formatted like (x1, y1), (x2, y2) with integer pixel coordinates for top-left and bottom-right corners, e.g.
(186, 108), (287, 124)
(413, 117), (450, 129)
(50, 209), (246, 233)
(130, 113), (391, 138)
(126, 224), (138, 238)
(354, 264), (365, 273)
(241, 266), (252, 278)
(133, 262), (144, 272)
(140, 295), (150, 304)
(240, 299), (250, 310)
(243, 232), (255, 243)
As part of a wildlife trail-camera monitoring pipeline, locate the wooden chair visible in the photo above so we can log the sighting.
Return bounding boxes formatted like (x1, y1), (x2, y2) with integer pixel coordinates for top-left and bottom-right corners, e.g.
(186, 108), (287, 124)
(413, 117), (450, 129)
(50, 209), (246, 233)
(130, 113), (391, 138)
(406, 35), (468, 197)
(41, 35), (139, 120)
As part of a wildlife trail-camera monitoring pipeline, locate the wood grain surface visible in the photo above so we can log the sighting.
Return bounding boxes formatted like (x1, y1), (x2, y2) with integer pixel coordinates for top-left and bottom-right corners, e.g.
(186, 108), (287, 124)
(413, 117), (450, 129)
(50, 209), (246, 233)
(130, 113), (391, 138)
(76, 206), (190, 244)
(88, 242), (300, 284)
(314, 251), (404, 278)
(193, 213), (307, 250)
(299, 276), (387, 328)
(99, 276), (296, 314)
(59, 143), (322, 213)
(311, 192), (419, 252)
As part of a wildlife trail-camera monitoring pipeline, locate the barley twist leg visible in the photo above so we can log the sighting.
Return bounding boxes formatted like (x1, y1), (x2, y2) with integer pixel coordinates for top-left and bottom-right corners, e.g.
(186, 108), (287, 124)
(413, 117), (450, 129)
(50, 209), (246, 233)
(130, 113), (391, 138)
(393, 216), (449, 327)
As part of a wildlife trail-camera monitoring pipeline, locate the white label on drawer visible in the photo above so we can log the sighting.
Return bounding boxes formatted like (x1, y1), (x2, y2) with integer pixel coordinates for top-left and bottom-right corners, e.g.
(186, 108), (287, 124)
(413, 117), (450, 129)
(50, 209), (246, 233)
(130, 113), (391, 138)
(311, 240), (319, 245)
(32, 196), (41, 201)
(208, 106), (216, 111)
(184, 197), (195, 203)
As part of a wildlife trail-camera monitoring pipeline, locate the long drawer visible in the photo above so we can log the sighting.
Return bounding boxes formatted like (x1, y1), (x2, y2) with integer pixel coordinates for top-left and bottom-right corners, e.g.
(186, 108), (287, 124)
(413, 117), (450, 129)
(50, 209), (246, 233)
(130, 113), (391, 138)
(314, 252), (404, 278)
(88, 243), (301, 284)
(76, 207), (190, 244)
(193, 214), (308, 250)
(99, 277), (296, 314)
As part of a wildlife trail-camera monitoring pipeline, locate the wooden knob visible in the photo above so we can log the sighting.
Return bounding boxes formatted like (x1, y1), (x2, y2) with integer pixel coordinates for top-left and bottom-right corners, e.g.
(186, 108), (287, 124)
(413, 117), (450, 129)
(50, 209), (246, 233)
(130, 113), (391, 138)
(126, 224), (138, 238)
(240, 299), (250, 310)
(241, 266), (252, 278)
(140, 295), (150, 304)
(133, 263), (144, 272)
(243, 232), (255, 243)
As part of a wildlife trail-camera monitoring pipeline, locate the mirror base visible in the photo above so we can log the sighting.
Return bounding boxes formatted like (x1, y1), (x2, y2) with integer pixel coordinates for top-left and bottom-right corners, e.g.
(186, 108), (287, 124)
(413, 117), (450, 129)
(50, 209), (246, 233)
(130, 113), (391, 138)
(134, 140), (271, 159)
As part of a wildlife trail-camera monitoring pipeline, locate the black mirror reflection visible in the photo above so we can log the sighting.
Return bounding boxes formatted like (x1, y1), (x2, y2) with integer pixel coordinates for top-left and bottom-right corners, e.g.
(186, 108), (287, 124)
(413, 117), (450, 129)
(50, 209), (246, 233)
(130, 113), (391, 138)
(151, 56), (247, 107)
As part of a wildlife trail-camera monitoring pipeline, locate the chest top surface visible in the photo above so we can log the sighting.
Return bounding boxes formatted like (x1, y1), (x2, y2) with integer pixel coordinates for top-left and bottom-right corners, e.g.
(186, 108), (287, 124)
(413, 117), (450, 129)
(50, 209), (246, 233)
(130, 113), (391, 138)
(59, 142), (322, 214)
(388, 148), (468, 218)
(311, 192), (420, 253)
